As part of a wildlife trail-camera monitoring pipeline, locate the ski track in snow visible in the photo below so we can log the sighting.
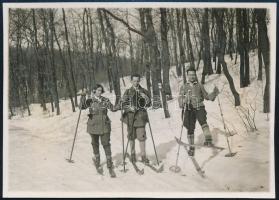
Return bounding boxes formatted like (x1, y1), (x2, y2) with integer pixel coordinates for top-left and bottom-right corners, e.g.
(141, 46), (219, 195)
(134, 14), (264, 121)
(7, 53), (270, 194)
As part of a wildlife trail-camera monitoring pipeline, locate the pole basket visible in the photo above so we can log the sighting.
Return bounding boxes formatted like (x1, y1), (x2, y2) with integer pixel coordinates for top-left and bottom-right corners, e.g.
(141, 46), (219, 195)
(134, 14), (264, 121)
(169, 165), (181, 173)
(225, 152), (237, 157)
(66, 158), (75, 163)
(120, 169), (129, 173)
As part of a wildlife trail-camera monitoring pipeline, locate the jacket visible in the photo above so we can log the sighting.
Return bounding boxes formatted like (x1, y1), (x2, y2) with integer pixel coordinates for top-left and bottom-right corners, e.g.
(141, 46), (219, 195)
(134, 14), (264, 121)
(121, 85), (151, 128)
(81, 95), (118, 135)
(178, 81), (218, 109)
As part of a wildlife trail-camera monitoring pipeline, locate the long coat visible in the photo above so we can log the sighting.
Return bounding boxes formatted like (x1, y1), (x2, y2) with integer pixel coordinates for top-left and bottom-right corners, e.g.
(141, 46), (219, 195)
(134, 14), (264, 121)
(81, 96), (117, 135)
(121, 85), (151, 130)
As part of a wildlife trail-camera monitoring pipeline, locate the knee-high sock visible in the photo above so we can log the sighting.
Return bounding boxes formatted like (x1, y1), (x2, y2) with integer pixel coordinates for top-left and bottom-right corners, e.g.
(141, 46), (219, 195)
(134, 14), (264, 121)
(201, 124), (212, 141)
(103, 145), (113, 168)
(139, 141), (146, 157)
(130, 140), (136, 155)
(187, 134), (194, 145)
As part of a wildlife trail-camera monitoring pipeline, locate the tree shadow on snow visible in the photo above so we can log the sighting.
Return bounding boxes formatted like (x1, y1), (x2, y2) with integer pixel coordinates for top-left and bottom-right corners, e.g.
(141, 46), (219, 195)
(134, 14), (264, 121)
(196, 128), (227, 169)
(111, 140), (177, 166)
(147, 140), (177, 164)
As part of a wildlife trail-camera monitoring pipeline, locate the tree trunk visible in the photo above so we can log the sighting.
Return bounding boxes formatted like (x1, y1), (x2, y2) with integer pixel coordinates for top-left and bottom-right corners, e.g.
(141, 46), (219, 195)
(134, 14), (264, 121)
(169, 9), (181, 77)
(211, 9), (217, 71)
(237, 9), (250, 88)
(49, 9), (60, 115)
(139, 8), (152, 97)
(256, 9), (270, 113)
(97, 10), (113, 94)
(215, 9), (240, 106)
(126, 11), (137, 75)
(81, 9), (91, 92)
(160, 8), (172, 100)
(53, 15), (75, 112)
(257, 42), (263, 80)
(145, 8), (162, 108)
(32, 9), (47, 111)
(88, 9), (96, 89)
(17, 10), (31, 116)
(250, 9), (257, 51)
(62, 8), (78, 107)
(243, 9), (250, 86)
(236, 9), (245, 87)
(159, 8), (171, 118)
(182, 9), (195, 68)
(228, 9), (234, 60)
(176, 9), (187, 83)
(201, 8), (213, 84)
(103, 11), (121, 104)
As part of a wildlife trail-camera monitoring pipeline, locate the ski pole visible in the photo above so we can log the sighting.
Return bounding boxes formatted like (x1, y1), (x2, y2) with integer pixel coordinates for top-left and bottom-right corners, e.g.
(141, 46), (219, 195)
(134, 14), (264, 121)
(120, 101), (126, 172)
(122, 109), (138, 168)
(216, 95), (236, 157)
(171, 90), (190, 172)
(66, 94), (85, 163)
(146, 110), (160, 166)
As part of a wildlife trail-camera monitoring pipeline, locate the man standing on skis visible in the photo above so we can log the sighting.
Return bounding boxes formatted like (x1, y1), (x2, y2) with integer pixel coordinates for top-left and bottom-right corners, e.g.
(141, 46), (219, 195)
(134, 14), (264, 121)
(121, 74), (151, 164)
(178, 68), (219, 156)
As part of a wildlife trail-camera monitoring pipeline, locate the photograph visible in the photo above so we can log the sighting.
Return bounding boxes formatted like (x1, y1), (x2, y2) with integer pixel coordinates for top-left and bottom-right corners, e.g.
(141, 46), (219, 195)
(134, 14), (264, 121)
(2, 2), (276, 198)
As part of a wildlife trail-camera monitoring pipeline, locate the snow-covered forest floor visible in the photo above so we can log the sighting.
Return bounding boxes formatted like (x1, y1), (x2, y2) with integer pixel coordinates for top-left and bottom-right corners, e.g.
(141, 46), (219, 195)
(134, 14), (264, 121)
(6, 52), (273, 197)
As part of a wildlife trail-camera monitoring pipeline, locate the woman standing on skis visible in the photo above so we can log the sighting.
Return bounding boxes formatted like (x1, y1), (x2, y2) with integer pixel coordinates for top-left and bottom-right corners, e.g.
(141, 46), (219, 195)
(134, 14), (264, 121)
(80, 84), (120, 178)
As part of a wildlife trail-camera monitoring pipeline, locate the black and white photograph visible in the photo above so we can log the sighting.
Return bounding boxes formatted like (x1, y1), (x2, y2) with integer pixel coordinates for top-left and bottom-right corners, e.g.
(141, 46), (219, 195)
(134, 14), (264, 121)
(2, 2), (276, 198)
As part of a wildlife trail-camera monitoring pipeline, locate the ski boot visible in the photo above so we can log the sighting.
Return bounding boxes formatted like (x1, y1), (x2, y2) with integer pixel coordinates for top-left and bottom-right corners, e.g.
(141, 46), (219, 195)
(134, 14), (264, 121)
(188, 146), (195, 157)
(187, 134), (195, 157)
(130, 153), (137, 163)
(141, 156), (150, 165)
(107, 159), (116, 178)
(92, 156), (103, 175)
(204, 137), (213, 147)
(202, 125), (214, 147)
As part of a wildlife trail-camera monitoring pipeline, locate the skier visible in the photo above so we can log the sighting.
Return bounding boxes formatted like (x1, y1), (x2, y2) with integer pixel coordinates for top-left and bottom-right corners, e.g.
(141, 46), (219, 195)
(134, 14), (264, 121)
(178, 68), (219, 156)
(80, 84), (120, 177)
(121, 74), (151, 164)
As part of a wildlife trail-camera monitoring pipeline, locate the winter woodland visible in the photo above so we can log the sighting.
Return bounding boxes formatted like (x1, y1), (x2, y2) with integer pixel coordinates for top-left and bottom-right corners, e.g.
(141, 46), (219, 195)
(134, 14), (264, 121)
(4, 3), (276, 198)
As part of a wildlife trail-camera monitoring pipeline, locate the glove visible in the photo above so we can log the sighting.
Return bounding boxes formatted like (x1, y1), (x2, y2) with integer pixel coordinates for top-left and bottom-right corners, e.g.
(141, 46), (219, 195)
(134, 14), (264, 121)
(213, 86), (219, 96)
(129, 106), (136, 112)
(80, 91), (87, 96)
(88, 114), (93, 119)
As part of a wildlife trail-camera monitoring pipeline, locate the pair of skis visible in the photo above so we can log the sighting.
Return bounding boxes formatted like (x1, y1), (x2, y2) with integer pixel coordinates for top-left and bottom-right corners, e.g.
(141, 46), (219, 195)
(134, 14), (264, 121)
(175, 137), (225, 178)
(125, 153), (164, 175)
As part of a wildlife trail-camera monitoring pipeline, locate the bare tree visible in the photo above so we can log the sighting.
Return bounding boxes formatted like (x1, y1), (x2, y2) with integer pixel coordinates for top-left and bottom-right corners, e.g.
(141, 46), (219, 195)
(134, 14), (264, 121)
(255, 9), (270, 113)
(139, 8), (152, 97)
(182, 9), (195, 68)
(49, 9), (60, 115)
(201, 8), (213, 84)
(32, 9), (47, 111)
(214, 9), (240, 106)
(169, 9), (181, 77)
(176, 9), (187, 83)
(62, 8), (78, 107)
(160, 8), (172, 100)
(53, 12), (75, 112)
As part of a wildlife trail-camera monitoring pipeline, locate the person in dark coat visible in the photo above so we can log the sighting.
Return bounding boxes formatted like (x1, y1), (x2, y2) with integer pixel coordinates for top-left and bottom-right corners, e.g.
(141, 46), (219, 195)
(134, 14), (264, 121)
(178, 68), (219, 156)
(121, 74), (151, 164)
(81, 84), (119, 177)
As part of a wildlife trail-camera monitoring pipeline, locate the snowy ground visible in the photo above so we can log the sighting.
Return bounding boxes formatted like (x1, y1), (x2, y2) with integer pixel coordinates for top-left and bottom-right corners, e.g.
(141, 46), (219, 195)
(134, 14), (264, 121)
(5, 53), (273, 197)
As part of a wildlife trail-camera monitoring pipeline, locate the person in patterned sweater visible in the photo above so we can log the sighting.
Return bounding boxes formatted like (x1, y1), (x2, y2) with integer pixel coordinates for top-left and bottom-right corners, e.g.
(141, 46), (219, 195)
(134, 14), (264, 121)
(81, 84), (120, 177)
(178, 68), (219, 156)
